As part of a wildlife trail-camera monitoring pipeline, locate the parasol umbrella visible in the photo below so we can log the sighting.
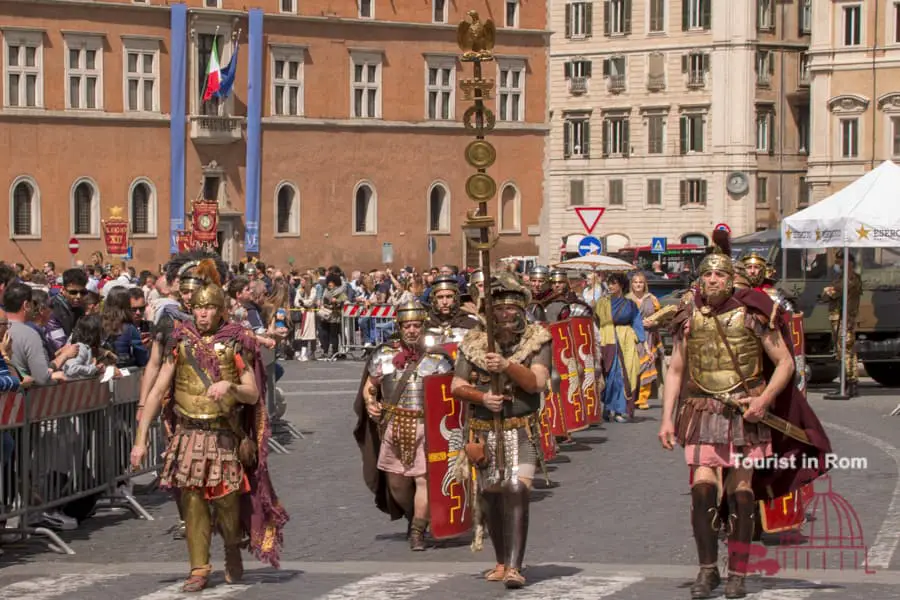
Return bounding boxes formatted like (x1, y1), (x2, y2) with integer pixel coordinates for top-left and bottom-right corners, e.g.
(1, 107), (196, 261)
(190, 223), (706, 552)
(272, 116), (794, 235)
(552, 254), (635, 272)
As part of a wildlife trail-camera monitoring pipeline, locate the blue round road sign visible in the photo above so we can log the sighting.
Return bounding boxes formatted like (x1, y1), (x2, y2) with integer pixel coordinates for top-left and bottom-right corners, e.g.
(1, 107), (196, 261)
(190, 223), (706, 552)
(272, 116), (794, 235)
(578, 236), (603, 256)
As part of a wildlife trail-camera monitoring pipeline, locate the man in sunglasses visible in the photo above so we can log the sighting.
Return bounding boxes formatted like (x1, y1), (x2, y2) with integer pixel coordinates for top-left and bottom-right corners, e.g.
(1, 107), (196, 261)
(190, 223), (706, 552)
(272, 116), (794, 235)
(45, 269), (88, 353)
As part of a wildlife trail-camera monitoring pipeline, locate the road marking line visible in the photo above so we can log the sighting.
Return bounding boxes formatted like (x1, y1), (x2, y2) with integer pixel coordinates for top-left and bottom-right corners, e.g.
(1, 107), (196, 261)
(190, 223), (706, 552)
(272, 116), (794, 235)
(281, 390), (357, 396)
(749, 587), (817, 599)
(825, 421), (900, 569)
(504, 575), (643, 599)
(278, 379), (361, 385)
(312, 572), (452, 600)
(133, 582), (251, 600)
(0, 574), (125, 599)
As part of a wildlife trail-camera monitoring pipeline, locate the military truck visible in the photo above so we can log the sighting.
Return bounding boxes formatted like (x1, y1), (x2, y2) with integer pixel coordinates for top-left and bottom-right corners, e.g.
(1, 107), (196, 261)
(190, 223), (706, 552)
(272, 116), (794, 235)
(731, 229), (900, 387)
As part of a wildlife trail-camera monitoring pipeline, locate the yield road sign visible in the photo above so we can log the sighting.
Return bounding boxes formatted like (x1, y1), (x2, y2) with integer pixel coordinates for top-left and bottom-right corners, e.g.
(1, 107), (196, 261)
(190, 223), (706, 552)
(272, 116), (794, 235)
(578, 235), (603, 256)
(574, 207), (605, 234)
(651, 237), (667, 254)
(68, 238), (80, 255)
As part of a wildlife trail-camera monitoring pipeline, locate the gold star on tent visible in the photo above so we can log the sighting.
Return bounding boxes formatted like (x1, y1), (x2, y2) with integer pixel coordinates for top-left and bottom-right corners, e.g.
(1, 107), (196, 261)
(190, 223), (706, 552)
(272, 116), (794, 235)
(815, 229), (822, 241)
(785, 227), (793, 240)
(857, 225), (870, 239)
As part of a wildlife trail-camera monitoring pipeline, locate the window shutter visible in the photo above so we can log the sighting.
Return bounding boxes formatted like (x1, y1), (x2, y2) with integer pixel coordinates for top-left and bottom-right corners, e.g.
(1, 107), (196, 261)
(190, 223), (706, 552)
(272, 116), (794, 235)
(768, 51), (775, 74)
(682, 0), (689, 30)
(622, 119), (630, 156)
(701, 0), (711, 30)
(584, 121), (591, 157)
(700, 179), (708, 205)
(565, 3), (572, 38)
(679, 116), (687, 154)
(603, 58), (610, 76)
(564, 62), (572, 79)
(769, 113), (776, 155)
(586, 2), (593, 36)
(679, 180), (687, 206)
(585, 60), (593, 77)
(681, 53), (688, 73)
(602, 119), (610, 156)
(703, 53), (709, 71)
(624, 0), (632, 34)
(603, 1), (611, 36)
(697, 117), (704, 151)
(564, 121), (571, 158)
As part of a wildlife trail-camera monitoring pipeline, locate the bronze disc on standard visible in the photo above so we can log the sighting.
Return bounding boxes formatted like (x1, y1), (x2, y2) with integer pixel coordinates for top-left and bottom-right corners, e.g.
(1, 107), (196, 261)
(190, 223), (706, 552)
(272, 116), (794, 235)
(465, 140), (497, 169)
(466, 173), (497, 201)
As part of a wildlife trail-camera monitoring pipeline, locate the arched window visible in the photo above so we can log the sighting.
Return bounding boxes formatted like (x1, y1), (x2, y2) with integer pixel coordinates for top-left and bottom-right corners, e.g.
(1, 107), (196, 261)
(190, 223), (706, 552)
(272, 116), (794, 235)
(428, 183), (450, 233)
(681, 233), (709, 246)
(131, 183), (150, 235)
(604, 233), (630, 253)
(275, 182), (300, 236)
(11, 178), (39, 237)
(71, 179), (98, 236)
(354, 182), (376, 234)
(499, 183), (521, 233)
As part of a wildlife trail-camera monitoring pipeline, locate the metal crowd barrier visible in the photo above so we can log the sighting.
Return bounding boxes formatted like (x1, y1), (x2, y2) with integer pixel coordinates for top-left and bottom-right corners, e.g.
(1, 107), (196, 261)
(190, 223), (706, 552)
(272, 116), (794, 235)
(339, 303), (397, 358)
(259, 346), (304, 448)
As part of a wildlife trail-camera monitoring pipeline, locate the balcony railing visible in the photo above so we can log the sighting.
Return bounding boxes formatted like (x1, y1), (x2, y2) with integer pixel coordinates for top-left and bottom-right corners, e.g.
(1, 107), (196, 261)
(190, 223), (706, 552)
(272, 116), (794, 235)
(190, 115), (244, 145)
(570, 77), (587, 95)
(687, 73), (705, 89)
(608, 74), (626, 93)
(647, 73), (665, 91)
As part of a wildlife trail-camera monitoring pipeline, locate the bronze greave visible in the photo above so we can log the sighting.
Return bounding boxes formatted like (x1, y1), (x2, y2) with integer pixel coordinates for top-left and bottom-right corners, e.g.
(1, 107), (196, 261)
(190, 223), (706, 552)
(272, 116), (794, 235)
(213, 492), (244, 581)
(691, 483), (720, 567)
(482, 491), (505, 565)
(726, 490), (755, 576)
(502, 480), (530, 571)
(181, 488), (212, 572)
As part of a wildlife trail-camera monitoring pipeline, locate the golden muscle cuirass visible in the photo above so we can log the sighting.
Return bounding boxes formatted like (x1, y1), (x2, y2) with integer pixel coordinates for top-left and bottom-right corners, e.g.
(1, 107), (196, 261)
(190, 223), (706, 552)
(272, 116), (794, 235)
(687, 306), (763, 394)
(173, 340), (242, 418)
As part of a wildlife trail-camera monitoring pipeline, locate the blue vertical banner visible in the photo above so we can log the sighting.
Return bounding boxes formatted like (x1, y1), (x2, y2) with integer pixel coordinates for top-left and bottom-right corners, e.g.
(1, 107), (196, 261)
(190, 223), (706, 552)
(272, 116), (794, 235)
(169, 3), (187, 254)
(245, 9), (263, 253)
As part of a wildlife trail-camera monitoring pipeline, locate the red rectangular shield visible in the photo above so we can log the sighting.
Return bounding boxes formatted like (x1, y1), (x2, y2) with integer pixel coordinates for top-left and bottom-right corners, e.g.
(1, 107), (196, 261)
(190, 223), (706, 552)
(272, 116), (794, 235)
(423, 373), (472, 539)
(549, 321), (589, 433)
(569, 316), (602, 424)
(442, 342), (459, 362)
(538, 401), (558, 461)
(759, 482), (813, 533)
(789, 312), (806, 394)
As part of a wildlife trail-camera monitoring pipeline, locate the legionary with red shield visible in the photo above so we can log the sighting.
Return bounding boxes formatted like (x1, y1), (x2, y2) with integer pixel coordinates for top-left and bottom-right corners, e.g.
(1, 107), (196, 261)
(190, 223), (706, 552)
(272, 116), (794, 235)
(354, 301), (454, 551)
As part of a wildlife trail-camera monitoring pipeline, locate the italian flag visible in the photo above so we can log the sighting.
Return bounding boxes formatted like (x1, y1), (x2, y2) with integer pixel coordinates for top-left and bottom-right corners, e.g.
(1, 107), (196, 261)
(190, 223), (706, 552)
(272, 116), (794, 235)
(202, 38), (221, 101)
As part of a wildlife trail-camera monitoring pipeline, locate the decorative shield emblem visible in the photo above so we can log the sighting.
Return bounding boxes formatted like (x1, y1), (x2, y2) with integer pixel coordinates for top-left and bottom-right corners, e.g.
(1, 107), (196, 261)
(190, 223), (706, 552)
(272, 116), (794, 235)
(423, 373), (472, 539)
(538, 399), (558, 461)
(549, 321), (589, 433)
(442, 342), (459, 362)
(569, 316), (602, 424)
(789, 312), (807, 394)
(759, 482), (814, 533)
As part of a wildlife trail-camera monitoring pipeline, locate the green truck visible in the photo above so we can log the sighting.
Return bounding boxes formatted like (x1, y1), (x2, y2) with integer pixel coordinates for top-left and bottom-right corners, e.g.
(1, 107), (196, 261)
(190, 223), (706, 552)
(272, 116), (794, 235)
(731, 229), (900, 387)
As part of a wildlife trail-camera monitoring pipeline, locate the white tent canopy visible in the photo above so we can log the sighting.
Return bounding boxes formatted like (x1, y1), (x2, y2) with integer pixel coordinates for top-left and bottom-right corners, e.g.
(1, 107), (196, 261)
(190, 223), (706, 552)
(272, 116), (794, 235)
(782, 160), (900, 249)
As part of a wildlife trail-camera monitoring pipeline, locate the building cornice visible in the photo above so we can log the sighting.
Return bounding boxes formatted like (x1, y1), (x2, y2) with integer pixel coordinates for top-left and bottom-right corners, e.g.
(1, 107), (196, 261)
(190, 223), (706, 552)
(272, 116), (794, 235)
(261, 116), (550, 133)
(0, 108), (171, 122)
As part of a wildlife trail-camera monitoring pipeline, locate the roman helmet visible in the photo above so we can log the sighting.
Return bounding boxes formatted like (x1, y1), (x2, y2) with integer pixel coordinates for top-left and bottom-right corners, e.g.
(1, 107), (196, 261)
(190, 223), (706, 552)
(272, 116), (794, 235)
(165, 250), (228, 305)
(490, 271), (531, 310)
(395, 300), (429, 324)
(549, 268), (570, 290)
(429, 274), (460, 313)
(190, 259), (228, 310)
(698, 228), (735, 297)
(741, 252), (769, 287)
(529, 265), (551, 295)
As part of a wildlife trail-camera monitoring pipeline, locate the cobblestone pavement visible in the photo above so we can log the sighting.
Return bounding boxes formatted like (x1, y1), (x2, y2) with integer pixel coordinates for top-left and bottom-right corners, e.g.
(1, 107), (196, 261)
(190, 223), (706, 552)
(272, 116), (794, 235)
(1, 359), (898, 599)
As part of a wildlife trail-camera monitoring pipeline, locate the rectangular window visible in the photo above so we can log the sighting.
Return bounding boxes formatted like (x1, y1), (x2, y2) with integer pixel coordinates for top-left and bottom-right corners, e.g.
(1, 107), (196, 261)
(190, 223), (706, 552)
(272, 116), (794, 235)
(680, 179), (707, 206)
(433, 0), (448, 23)
(679, 114), (704, 153)
(3, 31), (42, 108)
(756, 176), (768, 206)
(649, 0), (665, 33)
(647, 179), (662, 205)
(605, 0), (632, 36)
(65, 35), (103, 110)
(683, 0), (711, 31)
(564, 115), (591, 158)
(359, 0), (373, 19)
(565, 2), (593, 38)
(756, 50), (772, 86)
(569, 179), (585, 206)
(426, 59), (455, 120)
(647, 52), (665, 90)
(124, 42), (159, 113)
(204, 0), (220, 7)
(800, 0), (812, 34)
(647, 115), (664, 154)
(799, 52), (810, 85)
(841, 118), (859, 158)
(506, 0), (519, 28)
(272, 48), (304, 116)
(498, 60), (525, 122)
(895, 2), (900, 43)
(843, 5), (862, 46)
(893, 116), (900, 157)
(684, 52), (707, 87)
(756, 110), (773, 153)
(798, 176), (809, 207)
(351, 53), (381, 118)
(565, 59), (592, 79)
(196, 33), (225, 116)
(280, 0), (296, 13)
(757, 0), (774, 31)
(608, 179), (624, 206)
(603, 55), (626, 91)
(603, 116), (630, 156)
(797, 108), (809, 153)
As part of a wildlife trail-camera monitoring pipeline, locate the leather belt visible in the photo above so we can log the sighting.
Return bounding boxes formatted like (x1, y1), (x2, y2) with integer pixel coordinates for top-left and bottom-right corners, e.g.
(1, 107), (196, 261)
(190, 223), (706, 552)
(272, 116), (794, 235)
(177, 415), (231, 431)
(470, 415), (534, 431)
(383, 405), (424, 419)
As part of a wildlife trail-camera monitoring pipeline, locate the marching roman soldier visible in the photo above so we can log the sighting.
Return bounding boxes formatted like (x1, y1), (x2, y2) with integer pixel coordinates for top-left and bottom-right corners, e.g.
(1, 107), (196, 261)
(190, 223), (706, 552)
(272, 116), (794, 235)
(424, 274), (482, 347)
(547, 269), (593, 320)
(461, 269), (486, 316)
(353, 301), (454, 551)
(659, 240), (831, 599)
(525, 265), (552, 322)
(451, 273), (553, 589)
(131, 260), (288, 592)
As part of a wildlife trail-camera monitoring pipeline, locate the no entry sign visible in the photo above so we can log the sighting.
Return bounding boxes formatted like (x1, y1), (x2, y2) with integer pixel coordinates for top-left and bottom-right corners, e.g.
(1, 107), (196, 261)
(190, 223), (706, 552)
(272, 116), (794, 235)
(68, 238), (80, 255)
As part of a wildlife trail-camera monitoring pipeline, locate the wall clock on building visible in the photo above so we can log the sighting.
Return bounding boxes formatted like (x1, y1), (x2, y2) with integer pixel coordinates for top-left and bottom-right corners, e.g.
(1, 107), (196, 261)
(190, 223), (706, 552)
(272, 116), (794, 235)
(726, 172), (749, 196)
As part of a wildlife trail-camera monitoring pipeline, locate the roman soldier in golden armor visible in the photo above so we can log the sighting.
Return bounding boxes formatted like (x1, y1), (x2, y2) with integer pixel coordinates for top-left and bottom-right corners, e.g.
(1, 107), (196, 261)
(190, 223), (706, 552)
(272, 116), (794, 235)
(131, 260), (288, 592)
(659, 240), (831, 599)
(451, 273), (553, 589)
